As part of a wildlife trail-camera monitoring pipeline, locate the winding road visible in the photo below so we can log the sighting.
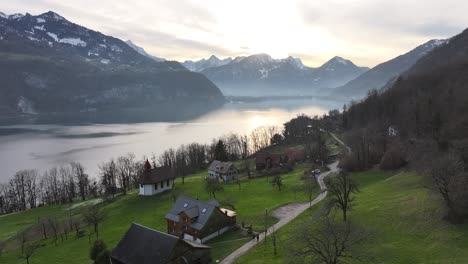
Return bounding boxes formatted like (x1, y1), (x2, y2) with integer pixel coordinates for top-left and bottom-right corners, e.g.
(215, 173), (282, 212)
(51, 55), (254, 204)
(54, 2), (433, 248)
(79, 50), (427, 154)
(220, 161), (341, 264)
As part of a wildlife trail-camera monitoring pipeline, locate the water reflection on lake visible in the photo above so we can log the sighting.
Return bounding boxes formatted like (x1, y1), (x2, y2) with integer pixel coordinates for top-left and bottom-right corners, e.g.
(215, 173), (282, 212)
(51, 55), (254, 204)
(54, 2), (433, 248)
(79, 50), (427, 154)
(0, 98), (340, 181)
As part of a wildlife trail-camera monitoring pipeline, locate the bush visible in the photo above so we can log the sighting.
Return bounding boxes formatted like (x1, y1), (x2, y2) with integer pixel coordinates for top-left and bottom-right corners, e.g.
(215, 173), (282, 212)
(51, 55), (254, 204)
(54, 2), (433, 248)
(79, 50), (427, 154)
(379, 143), (407, 170)
(90, 240), (110, 264)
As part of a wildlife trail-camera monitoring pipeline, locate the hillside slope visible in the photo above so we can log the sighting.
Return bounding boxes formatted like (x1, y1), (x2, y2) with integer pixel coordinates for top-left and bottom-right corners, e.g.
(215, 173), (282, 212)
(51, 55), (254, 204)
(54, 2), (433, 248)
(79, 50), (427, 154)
(0, 11), (223, 120)
(331, 39), (448, 100)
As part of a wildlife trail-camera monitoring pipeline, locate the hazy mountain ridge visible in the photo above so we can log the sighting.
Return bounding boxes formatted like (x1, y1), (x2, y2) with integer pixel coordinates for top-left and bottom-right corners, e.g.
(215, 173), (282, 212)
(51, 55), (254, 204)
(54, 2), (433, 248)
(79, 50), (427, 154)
(331, 39), (449, 100)
(0, 11), (223, 118)
(196, 54), (368, 96)
(182, 55), (233, 72)
(344, 27), (468, 143)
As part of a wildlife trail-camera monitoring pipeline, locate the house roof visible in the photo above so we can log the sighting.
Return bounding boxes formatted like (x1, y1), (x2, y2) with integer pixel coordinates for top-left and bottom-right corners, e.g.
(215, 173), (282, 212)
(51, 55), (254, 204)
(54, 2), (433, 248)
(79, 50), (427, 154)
(110, 223), (180, 264)
(165, 196), (222, 231)
(208, 160), (236, 174)
(255, 152), (283, 164)
(139, 166), (176, 184)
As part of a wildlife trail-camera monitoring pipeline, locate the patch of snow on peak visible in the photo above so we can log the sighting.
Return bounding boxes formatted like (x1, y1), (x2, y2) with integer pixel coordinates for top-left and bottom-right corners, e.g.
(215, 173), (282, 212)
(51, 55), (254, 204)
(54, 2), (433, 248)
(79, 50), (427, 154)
(0, 12), (7, 19)
(17, 96), (36, 114)
(47, 32), (86, 47)
(47, 32), (59, 42)
(36, 17), (46, 23)
(34, 25), (45, 31)
(60, 38), (87, 47)
(9, 13), (24, 20)
(334, 57), (348, 65)
(100, 59), (110, 64)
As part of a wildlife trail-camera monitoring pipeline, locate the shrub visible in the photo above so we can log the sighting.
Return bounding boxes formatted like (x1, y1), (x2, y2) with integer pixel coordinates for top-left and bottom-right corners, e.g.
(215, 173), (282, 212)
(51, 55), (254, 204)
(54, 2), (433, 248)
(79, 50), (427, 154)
(90, 240), (110, 264)
(379, 143), (407, 170)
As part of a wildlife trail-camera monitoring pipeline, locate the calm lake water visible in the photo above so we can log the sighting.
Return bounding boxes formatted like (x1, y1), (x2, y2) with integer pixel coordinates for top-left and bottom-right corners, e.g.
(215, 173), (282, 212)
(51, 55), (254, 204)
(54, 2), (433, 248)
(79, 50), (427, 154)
(0, 98), (340, 181)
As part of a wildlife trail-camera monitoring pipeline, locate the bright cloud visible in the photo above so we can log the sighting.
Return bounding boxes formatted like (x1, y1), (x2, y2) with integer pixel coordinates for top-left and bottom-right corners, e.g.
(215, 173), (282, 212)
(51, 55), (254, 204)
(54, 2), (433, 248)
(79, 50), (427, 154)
(2, 0), (467, 67)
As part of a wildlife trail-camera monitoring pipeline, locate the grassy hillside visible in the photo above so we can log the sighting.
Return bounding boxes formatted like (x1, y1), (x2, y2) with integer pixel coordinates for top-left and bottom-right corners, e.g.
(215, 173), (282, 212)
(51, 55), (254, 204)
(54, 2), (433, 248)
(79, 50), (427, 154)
(0, 164), (315, 264)
(236, 170), (468, 263)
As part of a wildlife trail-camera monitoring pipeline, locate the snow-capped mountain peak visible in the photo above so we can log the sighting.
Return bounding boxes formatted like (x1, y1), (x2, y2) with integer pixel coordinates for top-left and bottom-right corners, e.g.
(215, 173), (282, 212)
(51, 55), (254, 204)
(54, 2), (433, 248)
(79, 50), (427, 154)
(182, 55), (233, 72)
(125, 40), (165, 62)
(284, 56), (305, 69)
(0, 12), (7, 19)
(38, 11), (66, 22)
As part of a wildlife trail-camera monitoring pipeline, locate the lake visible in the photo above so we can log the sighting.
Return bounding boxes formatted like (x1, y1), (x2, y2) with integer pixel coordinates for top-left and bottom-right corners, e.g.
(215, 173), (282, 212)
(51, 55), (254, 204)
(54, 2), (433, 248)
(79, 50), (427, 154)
(0, 98), (341, 182)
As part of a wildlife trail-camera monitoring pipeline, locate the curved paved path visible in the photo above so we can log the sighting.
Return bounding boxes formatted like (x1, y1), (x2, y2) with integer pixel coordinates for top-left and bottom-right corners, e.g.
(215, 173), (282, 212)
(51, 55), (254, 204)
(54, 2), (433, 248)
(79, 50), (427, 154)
(220, 161), (340, 264)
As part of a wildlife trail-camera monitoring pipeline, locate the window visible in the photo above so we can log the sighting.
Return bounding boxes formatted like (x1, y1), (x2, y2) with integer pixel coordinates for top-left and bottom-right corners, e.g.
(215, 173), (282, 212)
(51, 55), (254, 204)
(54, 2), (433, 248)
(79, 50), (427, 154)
(183, 202), (189, 208)
(202, 208), (207, 213)
(154, 183), (158, 190)
(167, 179), (170, 187)
(160, 181), (164, 188)
(140, 184), (143, 188)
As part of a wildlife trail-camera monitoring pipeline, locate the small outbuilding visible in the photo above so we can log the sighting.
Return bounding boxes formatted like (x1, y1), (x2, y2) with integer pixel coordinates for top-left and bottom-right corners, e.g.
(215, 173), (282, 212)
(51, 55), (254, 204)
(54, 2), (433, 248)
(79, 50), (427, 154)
(139, 160), (176, 196)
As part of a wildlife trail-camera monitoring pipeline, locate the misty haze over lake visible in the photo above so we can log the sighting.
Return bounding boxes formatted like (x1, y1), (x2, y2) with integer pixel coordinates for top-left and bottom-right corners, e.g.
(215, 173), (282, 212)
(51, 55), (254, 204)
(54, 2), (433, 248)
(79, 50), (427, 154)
(0, 98), (340, 181)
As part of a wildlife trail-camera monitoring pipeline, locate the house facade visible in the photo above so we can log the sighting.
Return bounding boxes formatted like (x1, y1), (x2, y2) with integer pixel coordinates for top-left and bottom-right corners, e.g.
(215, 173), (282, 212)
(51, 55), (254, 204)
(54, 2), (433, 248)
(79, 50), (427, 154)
(111, 223), (211, 264)
(207, 160), (238, 182)
(139, 160), (176, 196)
(165, 196), (237, 244)
(255, 152), (288, 171)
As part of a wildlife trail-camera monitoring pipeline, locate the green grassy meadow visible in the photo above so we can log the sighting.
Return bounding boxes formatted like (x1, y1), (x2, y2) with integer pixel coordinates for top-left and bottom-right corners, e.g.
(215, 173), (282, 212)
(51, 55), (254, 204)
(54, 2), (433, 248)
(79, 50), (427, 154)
(236, 170), (468, 263)
(0, 164), (315, 264)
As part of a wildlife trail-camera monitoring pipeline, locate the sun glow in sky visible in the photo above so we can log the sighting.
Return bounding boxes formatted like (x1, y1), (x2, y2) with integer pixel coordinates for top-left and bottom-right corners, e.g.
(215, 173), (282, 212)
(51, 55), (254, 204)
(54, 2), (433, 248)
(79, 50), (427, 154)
(3, 0), (468, 67)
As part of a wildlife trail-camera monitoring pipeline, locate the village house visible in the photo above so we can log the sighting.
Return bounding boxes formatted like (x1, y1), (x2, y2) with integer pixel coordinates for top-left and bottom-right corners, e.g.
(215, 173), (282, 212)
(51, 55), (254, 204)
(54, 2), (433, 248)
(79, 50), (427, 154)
(207, 160), (239, 182)
(388, 125), (400, 137)
(255, 151), (287, 171)
(139, 160), (176, 196)
(111, 223), (212, 264)
(165, 196), (237, 244)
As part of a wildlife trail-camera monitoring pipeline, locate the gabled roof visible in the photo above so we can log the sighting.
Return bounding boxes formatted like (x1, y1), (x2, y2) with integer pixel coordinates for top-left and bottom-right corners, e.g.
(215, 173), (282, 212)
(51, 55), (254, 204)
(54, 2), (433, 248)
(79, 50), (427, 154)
(255, 151), (283, 164)
(208, 160), (236, 174)
(165, 196), (221, 231)
(111, 223), (210, 264)
(139, 166), (176, 184)
(110, 223), (179, 264)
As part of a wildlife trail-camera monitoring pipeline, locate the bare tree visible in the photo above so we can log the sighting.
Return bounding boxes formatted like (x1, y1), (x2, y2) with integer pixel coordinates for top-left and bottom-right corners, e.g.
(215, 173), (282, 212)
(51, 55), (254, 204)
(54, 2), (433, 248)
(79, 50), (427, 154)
(429, 152), (467, 221)
(48, 218), (59, 246)
(21, 241), (38, 264)
(303, 176), (317, 207)
(326, 171), (358, 222)
(71, 162), (89, 201)
(289, 215), (367, 264)
(83, 205), (106, 240)
(205, 178), (223, 199)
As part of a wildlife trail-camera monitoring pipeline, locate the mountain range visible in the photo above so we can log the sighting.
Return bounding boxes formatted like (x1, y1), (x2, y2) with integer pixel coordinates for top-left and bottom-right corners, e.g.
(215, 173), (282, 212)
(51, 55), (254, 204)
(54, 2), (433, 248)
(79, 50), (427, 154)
(184, 54), (369, 96)
(0, 11), (223, 121)
(331, 39), (449, 100)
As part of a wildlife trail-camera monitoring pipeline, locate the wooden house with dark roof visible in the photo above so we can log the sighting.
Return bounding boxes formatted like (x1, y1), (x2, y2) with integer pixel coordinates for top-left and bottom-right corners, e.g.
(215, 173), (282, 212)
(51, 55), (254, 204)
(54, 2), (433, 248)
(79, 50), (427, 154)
(255, 151), (288, 171)
(111, 223), (211, 264)
(207, 160), (238, 182)
(165, 196), (237, 244)
(139, 160), (176, 196)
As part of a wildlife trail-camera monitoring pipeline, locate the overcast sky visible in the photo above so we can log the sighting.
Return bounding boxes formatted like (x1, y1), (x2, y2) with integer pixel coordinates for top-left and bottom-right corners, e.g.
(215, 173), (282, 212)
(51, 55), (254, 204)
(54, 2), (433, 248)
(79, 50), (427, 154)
(3, 0), (467, 67)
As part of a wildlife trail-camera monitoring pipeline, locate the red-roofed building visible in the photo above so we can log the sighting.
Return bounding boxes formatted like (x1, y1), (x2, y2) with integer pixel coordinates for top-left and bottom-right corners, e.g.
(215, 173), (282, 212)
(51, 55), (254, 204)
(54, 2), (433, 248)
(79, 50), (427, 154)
(255, 152), (288, 171)
(285, 148), (305, 162)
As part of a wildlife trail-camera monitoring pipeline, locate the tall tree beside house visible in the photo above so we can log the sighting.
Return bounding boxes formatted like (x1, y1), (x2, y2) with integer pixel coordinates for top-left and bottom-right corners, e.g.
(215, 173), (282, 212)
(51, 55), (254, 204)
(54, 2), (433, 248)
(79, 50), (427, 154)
(71, 162), (89, 201)
(214, 140), (229, 162)
(100, 160), (118, 197)
(83, 205), (106, 240)
(205, 177), (224, 198)
(326, 171), (359, 222)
